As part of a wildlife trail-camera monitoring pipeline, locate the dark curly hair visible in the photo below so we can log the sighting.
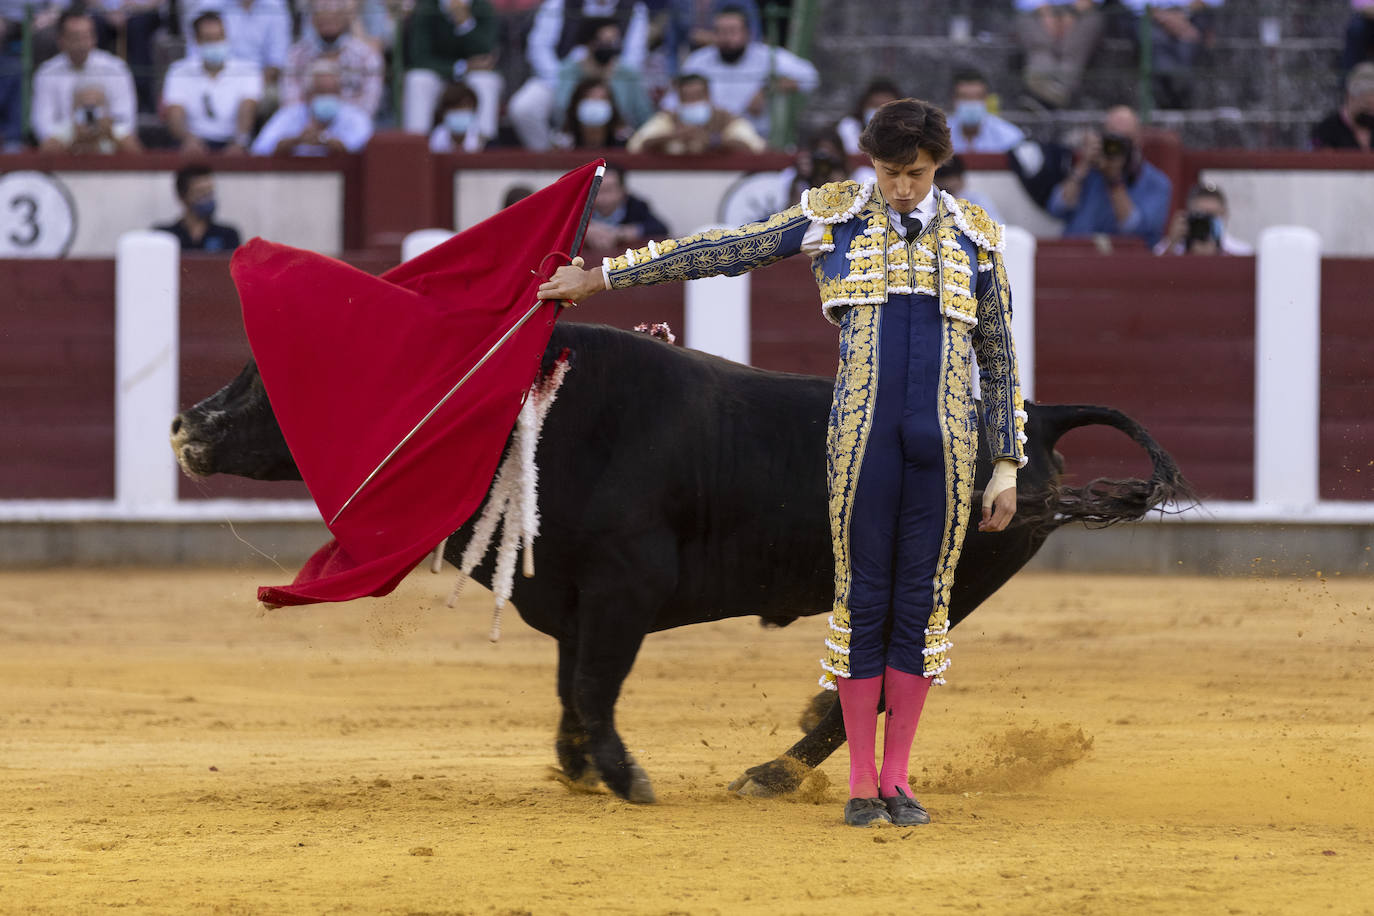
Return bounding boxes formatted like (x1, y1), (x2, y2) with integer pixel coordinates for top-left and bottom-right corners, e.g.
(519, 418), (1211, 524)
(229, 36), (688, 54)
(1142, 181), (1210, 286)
(858, 98), (952, 166)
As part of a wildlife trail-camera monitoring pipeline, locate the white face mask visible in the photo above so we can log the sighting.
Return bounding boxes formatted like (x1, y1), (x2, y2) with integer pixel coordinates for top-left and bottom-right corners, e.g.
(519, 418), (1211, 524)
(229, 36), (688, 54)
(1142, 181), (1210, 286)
(862, 106), (879, 125)
(577, 96), (613, 127)
(678, 100), (712, 127)
(199, 41), (230, 67)
(444, 109), (474, 135)
(955, 99), (987, 128)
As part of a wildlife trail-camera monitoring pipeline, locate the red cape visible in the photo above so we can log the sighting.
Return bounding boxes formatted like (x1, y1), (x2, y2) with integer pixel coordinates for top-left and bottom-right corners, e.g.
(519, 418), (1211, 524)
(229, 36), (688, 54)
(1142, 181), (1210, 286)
(235, 160), (603, 606)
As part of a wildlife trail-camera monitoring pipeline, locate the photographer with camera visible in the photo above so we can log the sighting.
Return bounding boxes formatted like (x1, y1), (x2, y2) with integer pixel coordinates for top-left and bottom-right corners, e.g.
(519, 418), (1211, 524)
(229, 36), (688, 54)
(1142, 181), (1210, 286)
(1047, 104), (1171, 248)
(32, 12), (141, 154)
(1154, 182), (1252, 256)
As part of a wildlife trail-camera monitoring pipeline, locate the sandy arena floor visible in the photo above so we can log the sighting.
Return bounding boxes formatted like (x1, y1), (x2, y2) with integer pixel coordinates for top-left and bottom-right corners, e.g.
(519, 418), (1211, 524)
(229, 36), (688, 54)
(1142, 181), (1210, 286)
(0, 566), (1371, 915)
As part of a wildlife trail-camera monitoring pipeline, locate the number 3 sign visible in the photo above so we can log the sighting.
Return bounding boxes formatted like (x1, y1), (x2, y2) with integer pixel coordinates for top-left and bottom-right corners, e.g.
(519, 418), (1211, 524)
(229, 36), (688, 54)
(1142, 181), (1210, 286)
(0, 170), (77, 258)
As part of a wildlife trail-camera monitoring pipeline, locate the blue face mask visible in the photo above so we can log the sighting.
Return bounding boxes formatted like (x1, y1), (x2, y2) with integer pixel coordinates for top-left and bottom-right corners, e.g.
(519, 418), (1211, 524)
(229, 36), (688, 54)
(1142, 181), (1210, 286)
(190, 196), (217, 219)
(443, 109), (474, 135)
(954, 99), (986, 128)
(577, 97), (613, 127)
(678, 100), (712, 127)
(310, 93), (341, 124)
(199, 41), (229, 67)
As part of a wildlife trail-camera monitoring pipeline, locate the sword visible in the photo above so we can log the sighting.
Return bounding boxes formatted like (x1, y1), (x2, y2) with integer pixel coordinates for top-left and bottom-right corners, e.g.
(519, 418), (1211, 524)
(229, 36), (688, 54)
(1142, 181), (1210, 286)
(328, 164), (606, 528)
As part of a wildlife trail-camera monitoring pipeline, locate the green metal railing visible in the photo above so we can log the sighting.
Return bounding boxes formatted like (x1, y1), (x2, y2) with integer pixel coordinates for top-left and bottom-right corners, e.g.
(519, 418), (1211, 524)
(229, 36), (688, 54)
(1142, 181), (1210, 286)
(763, 0), (818, 150)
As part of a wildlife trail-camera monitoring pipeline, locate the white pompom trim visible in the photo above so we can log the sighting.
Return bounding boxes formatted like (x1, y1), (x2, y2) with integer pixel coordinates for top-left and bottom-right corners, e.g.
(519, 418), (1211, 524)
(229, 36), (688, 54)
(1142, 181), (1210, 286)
(940, 189), (1005, 253)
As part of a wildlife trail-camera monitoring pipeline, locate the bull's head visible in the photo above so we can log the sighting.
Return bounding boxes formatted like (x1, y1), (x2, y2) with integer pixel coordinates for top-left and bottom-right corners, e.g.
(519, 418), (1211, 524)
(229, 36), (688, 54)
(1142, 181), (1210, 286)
(170, 360), (300, 481)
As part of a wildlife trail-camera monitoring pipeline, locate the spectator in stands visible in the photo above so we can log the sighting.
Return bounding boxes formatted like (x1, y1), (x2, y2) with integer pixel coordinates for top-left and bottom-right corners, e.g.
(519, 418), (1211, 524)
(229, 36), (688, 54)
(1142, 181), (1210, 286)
(781, 128), (850, 205)
(88, 0), (163, 113)
(1154, 182), (1251, 256)
(283, 0), (383, 118)
(210, 0), (292, 105)
(562, 76), (632, 148)
(509, 0), (649, 151)
(502, 183), (533, 208)
(660, 0), (759, 75)
(162, 12), (262, 154)
(32, 12), (141, 153)
(1119, 0), (1221, 109)
(1047, 104), (1171, 247)
(1345, 1), (1374, 77)
(627, 71), (763, 154)
(251, 58), (374, 154)
(1312, 61), (1374, 151)
(1014, 0), (1104, 109)
(936, 155), (1000, 222)
(1, 0), (63, 65)
(427, 80), (486, 152)
(677, 4), (817, 143)
(835, 78), (900, 156)
(403, 0), (501, 140)
(154, 163), (242, 251)
(554, 17), (652, 133)
(582, 161), (668, 251)
(948, 69), (1024, 154)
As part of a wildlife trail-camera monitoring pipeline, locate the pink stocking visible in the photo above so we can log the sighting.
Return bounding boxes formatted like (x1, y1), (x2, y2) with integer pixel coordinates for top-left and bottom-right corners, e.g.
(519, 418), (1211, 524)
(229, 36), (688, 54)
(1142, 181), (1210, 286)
(837, 674), (883, 798)
(879, 666), (932, 798)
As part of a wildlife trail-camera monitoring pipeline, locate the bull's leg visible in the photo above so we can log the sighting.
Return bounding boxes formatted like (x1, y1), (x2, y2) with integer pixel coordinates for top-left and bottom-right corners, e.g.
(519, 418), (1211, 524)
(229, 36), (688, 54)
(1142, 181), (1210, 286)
(571, 611), (654, 804)
(729, 689), (848, 797)
(554, 634), (596, 785)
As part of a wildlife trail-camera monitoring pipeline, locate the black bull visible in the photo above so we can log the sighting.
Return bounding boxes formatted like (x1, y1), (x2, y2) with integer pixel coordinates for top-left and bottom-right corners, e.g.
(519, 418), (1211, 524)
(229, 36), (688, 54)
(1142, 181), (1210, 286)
(171, 321), (1186, 803)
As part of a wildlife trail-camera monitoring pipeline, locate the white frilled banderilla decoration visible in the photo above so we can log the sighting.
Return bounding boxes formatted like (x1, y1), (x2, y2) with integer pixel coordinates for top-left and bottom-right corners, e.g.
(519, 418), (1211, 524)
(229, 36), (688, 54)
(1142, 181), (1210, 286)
(432, 353), (572, 641)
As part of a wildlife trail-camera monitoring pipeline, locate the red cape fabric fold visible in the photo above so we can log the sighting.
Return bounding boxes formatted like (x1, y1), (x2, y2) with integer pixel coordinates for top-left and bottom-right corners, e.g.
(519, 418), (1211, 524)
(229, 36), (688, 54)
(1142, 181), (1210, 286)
(235, 159), (603, 606)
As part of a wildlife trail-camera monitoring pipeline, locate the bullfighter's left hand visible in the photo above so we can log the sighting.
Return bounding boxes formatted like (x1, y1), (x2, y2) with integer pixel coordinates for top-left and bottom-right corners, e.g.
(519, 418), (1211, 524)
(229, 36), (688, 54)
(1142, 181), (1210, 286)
(979, 459), (1018, 532)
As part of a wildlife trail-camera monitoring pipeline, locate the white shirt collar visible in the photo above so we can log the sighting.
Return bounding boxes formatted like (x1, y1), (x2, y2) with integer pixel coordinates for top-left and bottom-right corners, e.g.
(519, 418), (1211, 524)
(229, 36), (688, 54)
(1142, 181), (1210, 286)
(886, 185), (938, 231)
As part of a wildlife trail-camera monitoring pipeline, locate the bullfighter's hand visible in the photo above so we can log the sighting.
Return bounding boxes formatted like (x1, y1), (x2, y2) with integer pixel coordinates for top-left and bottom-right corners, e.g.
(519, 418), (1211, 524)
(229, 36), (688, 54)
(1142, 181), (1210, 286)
(536, 257), (606, 305)
(979, 459), (1018, 532)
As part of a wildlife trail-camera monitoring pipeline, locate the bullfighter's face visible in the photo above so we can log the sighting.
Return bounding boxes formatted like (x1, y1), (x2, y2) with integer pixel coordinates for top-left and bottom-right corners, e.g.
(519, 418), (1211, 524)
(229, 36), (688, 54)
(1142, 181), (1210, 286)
(871, 148), (937, 215)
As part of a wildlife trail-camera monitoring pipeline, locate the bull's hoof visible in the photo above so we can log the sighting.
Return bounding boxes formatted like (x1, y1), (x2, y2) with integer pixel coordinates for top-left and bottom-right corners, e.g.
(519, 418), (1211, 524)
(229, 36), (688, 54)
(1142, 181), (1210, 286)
(624, 759), (656, 805)
(799, 691), (838, 733)
(728, 756), (811, 798)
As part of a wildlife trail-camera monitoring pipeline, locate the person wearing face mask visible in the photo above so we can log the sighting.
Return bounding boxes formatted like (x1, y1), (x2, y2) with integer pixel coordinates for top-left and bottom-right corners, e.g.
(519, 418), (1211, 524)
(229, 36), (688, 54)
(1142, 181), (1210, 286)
(1048, 104), (1171, 247)
(947, 69), (1024, 155)
(627, 72), (763, 154)
(836, 78), (901, 156)
(1312, 61), (1374, 152)
(676, 4), (818, 142)
(580, 161), (668, 253)
(281, 0), (383, 118)
(537, 98), (1026, 829)
(154, 164), (242, 252)
(560, 77), (632, 148)
(428, 81), (487, 153)
(162, 12), (263, 154)
(509, 0), (651, 151)
(251, 59), (374, 155)
(402, 0), (501, 140)
(1154, 182), (1252, 256)
(553, 19), (653, 136)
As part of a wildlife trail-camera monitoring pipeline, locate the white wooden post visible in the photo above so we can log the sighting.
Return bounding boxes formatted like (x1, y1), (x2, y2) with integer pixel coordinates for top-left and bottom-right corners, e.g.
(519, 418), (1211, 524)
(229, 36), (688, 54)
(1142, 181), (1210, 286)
(401, 229), (455, 261)
(115, 230), (180, 509)
(1254, 226), (1321, 508)
(1003, 225), (1037, 401)
(684, 273), (751, 364)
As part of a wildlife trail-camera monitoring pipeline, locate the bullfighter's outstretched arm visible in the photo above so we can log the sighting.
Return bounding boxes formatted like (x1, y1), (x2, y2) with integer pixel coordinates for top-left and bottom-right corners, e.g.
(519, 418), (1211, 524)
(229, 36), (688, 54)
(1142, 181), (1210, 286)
(598, 204), (814, 290)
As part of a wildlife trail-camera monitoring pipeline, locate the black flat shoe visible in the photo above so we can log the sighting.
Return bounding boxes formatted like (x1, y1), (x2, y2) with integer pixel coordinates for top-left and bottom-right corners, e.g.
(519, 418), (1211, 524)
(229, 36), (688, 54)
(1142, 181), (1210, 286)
(843, 797), (893, 827)
(880, 790), (931, 826)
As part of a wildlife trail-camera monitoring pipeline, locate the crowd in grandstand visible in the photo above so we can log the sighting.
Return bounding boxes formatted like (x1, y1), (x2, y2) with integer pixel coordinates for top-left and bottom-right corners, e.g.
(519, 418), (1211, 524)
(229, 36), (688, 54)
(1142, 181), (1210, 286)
(1, 0), (1369, 254)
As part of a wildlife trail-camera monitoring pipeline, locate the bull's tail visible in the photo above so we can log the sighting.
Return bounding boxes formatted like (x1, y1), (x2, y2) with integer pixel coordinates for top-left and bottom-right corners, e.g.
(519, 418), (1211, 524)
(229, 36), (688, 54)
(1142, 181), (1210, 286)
(1025, 402), (1195, 529)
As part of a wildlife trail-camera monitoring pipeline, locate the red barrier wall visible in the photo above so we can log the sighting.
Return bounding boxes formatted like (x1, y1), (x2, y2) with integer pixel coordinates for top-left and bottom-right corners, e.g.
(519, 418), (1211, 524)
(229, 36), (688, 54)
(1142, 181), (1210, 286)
(0, 260), (114, 499)
(1321, 259), (1374, 500)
